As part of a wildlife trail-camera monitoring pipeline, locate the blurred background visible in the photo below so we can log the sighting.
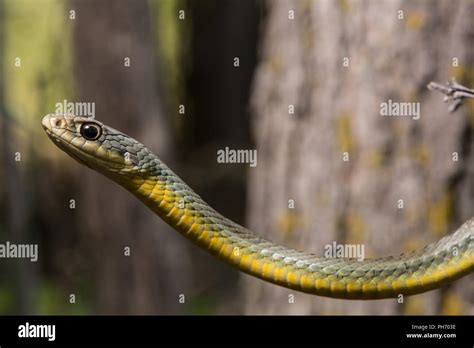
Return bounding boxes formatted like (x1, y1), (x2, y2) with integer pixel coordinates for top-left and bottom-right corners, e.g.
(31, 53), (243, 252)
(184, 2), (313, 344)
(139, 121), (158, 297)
(0, 0), (473, 315)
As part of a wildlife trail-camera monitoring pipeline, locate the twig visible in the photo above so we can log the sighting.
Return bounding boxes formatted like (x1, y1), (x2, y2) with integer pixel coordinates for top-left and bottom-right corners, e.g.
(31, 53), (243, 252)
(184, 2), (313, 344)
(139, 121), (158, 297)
(427, 79), (474, 112)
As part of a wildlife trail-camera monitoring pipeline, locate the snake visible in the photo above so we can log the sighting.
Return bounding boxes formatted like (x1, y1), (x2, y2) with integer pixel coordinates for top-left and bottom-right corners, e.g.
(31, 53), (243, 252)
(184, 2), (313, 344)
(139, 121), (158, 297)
(41, 114), (474, 300)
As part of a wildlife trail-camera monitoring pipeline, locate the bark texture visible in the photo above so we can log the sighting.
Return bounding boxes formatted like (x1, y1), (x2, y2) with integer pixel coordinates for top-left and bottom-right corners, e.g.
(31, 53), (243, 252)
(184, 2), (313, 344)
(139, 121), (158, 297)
(244, 0), (474, 314)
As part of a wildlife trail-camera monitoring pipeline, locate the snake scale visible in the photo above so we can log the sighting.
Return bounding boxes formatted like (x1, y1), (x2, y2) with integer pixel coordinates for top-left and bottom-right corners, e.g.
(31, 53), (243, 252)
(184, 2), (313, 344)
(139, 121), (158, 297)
(42, 114), (474, 299)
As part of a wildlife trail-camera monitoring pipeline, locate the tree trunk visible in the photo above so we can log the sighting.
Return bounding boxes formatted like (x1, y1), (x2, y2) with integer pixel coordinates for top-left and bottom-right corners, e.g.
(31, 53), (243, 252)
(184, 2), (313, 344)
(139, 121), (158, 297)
(72, 0), (193, 314)
(244, 0), (474, 314)
(182, 0), (261, 312)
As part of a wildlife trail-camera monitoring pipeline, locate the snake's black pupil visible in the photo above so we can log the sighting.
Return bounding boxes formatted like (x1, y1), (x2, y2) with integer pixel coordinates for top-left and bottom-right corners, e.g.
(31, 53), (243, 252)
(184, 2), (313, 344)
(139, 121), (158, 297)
(81, 124), (99, 140)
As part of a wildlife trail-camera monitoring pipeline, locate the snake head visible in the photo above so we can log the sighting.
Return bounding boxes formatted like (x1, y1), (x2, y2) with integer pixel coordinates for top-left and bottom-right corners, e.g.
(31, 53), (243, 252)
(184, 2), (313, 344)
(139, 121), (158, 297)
(41, 114), (143, 177)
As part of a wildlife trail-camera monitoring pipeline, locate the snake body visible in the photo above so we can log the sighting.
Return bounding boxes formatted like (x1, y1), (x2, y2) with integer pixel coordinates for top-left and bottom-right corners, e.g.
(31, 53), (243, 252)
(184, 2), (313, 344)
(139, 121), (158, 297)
(42, 114), (474, 299)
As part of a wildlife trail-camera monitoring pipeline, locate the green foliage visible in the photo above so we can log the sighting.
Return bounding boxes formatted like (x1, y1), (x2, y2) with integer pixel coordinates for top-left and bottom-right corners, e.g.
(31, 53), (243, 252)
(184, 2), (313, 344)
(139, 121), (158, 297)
(1, 0), (77, 314)
(0, 285), (16, 313)
(37, 281), (92, 315)
(150, 0), (189, 124)
(3, 0), (74, 133)
(188, 294), (217, 315)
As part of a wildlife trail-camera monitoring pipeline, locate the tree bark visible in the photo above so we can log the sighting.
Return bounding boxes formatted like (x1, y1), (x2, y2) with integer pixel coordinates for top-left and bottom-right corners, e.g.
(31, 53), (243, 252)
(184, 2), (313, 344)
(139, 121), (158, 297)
(71, 0), (193, 314)
(182, 0), (261, 312)
(244, 0), (474, 314)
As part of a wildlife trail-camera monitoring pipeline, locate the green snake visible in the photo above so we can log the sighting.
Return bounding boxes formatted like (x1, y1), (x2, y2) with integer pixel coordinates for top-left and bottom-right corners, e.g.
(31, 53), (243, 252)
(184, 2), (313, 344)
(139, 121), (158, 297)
(42, 114), (474, 299)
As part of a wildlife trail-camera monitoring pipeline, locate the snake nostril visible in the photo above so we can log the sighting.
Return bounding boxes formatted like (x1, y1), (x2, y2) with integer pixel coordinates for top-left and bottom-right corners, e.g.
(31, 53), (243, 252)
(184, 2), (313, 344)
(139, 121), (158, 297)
(52, 118), (64, 128)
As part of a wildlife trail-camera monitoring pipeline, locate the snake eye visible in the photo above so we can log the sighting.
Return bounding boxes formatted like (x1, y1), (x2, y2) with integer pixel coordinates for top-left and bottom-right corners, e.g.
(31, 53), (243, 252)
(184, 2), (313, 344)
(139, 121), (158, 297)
(80, 123), (102, 140)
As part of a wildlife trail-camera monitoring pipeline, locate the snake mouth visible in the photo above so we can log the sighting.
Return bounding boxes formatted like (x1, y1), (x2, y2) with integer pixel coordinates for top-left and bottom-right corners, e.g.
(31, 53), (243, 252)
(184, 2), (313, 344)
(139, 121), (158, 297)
(43, 127), (61, 145)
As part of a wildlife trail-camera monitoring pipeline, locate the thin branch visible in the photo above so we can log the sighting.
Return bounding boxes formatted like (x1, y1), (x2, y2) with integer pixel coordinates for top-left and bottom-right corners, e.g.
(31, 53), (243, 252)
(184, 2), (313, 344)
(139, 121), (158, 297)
(427, 79), (474, 112)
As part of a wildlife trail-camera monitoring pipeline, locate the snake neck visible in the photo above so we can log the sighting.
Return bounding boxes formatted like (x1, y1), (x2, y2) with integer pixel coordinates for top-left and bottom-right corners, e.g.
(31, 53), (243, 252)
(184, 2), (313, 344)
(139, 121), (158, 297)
(114, 160), (220, 240)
